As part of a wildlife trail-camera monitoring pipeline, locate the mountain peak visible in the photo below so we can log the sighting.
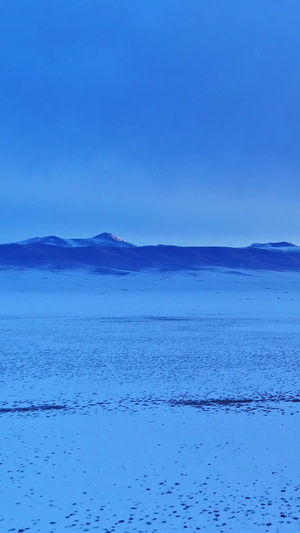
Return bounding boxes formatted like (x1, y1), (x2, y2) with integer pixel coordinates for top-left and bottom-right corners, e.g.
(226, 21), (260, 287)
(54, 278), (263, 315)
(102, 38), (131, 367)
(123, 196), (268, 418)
(91, 233), (132, 244)
(15, 233), (135, 248)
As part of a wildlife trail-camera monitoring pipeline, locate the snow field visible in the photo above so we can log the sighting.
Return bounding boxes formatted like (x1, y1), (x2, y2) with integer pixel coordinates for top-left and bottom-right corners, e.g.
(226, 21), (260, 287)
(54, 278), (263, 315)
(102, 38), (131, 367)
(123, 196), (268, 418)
(0, 269), (299, 532)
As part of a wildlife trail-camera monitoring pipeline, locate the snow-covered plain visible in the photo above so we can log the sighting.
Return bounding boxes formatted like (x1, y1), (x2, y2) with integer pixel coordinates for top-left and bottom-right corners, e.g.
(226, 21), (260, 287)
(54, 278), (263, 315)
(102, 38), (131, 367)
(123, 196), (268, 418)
(0, 268), (300, 532)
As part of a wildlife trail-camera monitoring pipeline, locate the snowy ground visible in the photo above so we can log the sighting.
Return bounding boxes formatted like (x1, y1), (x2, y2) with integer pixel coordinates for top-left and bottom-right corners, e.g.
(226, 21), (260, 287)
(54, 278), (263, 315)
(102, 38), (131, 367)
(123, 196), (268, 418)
(0, 268), (300, 532)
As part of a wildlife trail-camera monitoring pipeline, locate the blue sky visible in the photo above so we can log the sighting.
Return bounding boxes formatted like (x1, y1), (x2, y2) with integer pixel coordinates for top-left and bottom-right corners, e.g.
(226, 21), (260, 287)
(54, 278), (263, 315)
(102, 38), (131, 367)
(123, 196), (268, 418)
(1, 0), (300, 245)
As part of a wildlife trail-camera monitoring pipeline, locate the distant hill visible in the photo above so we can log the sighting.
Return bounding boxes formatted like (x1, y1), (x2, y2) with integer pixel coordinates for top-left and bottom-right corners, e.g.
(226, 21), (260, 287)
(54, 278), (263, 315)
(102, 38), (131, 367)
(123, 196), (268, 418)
(1, 234), (300, 272)
(248, 241), (298, 251)
(16, 232), (135, 248)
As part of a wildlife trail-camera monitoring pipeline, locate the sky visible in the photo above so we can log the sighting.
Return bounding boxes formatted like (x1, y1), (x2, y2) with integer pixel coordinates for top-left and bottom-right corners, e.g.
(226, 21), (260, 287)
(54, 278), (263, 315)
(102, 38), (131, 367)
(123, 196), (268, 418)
(1, 0), (300, 246)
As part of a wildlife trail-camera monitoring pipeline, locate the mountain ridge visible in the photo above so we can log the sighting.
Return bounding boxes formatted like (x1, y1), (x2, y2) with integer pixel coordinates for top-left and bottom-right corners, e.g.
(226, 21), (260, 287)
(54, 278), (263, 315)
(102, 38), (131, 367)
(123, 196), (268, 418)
(1, 234), (300, 272)
(15, 232), (135, 248)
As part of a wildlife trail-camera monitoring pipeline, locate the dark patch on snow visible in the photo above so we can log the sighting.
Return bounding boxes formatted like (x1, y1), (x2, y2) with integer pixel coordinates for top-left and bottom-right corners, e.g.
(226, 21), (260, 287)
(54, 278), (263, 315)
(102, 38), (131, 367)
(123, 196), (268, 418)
(0, 404), (67, 414)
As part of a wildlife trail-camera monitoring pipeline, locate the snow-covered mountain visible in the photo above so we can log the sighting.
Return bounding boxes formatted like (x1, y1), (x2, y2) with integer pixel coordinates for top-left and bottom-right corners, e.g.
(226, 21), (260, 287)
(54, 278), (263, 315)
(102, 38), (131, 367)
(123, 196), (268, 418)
(16, 233), (135, 248)
(1, 234), (300, 272)
(248, 241), (299, 251)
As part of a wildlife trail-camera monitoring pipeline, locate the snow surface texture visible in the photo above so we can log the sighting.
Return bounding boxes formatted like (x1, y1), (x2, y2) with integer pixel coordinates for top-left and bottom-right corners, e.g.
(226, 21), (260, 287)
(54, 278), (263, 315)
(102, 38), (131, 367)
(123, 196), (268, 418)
(0, 269), (300, 532)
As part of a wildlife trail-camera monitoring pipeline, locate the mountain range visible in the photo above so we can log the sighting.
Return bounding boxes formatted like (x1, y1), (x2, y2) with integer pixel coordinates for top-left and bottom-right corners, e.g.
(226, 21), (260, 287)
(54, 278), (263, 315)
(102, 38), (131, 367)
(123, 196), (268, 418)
(0, 233), (300, 273)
